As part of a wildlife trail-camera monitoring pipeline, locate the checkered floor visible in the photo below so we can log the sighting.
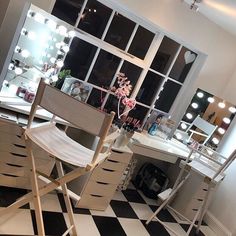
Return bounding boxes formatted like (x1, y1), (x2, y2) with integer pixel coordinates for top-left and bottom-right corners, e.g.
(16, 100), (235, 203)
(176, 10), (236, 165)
(0, 183), (216, 236)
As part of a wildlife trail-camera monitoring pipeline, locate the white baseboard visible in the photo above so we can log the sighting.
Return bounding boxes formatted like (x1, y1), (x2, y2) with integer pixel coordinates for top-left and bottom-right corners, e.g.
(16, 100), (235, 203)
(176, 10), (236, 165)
(204, 211), (232, 236)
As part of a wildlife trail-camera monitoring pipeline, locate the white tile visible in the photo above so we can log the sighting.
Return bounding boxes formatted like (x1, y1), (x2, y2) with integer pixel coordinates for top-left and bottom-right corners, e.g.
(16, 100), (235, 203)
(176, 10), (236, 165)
(200, 226), (217, 236)
(90, 205), (116, 217)
(0, 208), (34, 235)
(137, 190), (159, 206)
(164, 222), (187, 236)
(112, 190), (127, 201)
(118, 218), (149, 236)
(30, 193), (62, 212)
(129, 202), (155, 220)
(64, 213), (100, 236)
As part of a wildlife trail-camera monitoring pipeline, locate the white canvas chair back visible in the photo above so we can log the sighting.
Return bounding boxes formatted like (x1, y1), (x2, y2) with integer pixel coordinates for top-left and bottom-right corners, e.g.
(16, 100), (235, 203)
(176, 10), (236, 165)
(27, 78), (115, 165)
(186, 115), (217, 144)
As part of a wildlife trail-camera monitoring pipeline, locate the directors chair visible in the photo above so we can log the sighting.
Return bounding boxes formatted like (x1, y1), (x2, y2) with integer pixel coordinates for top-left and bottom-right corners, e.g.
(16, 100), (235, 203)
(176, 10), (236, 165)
(0, 78), (117, 236)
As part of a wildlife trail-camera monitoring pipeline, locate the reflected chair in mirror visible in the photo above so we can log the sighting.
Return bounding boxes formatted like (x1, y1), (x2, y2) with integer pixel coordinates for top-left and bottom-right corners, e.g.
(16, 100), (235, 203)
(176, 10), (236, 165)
(175, 115), (217, 145)
(0, 78), (117, 236)
(146, 145), (236, 236)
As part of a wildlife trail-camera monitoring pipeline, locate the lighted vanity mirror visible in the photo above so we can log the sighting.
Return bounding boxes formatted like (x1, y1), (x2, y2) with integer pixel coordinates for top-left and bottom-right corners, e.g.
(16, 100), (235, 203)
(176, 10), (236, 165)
(0, 4), (74, 104)
(175, 88), (236, 149)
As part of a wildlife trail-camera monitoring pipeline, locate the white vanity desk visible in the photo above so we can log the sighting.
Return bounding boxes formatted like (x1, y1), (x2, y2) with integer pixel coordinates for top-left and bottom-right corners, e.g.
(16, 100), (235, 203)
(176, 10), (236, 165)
(129, 132), (190, 164)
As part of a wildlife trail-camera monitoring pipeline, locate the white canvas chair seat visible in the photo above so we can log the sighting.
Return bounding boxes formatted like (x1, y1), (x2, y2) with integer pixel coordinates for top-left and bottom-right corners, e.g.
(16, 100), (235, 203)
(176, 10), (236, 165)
(25, 123), (107, 167)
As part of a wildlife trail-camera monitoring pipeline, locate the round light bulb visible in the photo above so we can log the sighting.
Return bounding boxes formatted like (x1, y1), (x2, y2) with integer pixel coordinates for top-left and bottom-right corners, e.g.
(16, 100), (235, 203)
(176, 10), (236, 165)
(218, 102), (225, 108)
(21, 49), (30, 58)
(28, 31), (36, 40)
(186, 113), (193, 120)
(191, 102), (198, 109)
(56, 60), (64, 67)
(218, 128), (225, 135)
(46, 19), (57, 30)
(21, 28), (27, 35)
(51, 75), (58, 82)
(176, 133), (183, 140)
(207, 97), (215, 103)
(68, 30), (76, 38)
(229, 106), (236, 113)
(197, 92), (204, 98)
(50, 57), (56, 64)
(62, 45), (69, 53)
(223, 117), (231, 124)
(212, 137), (219, 145)
(8, 63), (14, 70)
(15, 67), (23, 75)
(15, 46), (21, 53)
(57, 25), (67, 36)
(180, 123), (187, 130)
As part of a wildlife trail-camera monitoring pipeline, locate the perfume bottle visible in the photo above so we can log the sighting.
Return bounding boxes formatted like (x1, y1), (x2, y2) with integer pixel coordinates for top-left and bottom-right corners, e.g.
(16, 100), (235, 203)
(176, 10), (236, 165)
(148, 122), (158, 136)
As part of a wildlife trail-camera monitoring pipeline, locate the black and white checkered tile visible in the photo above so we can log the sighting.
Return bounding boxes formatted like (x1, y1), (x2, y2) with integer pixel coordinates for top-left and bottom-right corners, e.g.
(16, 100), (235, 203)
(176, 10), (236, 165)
(0, 183), (215, 235)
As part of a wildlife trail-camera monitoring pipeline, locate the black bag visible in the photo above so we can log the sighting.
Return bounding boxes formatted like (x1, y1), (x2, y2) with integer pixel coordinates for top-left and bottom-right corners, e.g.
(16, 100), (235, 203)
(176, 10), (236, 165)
(134, 163), (169, 199)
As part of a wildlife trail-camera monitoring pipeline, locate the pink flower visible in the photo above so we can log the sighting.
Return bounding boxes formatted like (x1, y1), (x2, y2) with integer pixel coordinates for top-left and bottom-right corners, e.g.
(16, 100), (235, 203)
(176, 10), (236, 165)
(122, 97), (136, 109)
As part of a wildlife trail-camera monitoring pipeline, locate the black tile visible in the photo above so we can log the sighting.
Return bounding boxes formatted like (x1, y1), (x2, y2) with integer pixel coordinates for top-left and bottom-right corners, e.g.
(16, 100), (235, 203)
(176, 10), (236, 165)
(31, 210), (67, 236)
(180, 224), (206, 236)
(93, 216), (126, 236)
(122, 189), (146, 203)
(0, 186), (30, 209)
(149, 205), (177, 223)
(141, 220), (170, 236)
(110, 200), (138, 219)
(57, 192), (90, 215)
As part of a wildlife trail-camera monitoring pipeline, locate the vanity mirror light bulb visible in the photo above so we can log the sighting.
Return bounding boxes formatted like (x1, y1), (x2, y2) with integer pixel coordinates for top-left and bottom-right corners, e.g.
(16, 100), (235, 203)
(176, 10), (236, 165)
(68, 30), (76, 38)
(223, 117), (231, 124)
(3, 80), (9, 87)
(28, 31), (36, 40)
(57, 25), (67, 36)
(207, 97), (215, 103)
(21, 49), (30, 58)
(34, 13), (45, 24)
(46, 19), (57, 30)
(218, 102), (225, 108)
(21, 28), (27, 35)
(186, 113), (193, 120)
(15, 46), (21, 53)
(50, 57), (56, 64)
(15, 67), (23, 75)
(175, 133), (183, 140)
(218, 128), (225, 135)
(197, 92), (204, 98)
(180, 123), (187, 130)
(51, 75), (58, 82)
(27, 10), (35, 18)
(212, 137), (219, 145)
(8, 63), (15, 70)
(62, 45), (69, 53)
(229, 106), (236, 113)
(191, 103), (198, 109)
(56, 60), (64, 68)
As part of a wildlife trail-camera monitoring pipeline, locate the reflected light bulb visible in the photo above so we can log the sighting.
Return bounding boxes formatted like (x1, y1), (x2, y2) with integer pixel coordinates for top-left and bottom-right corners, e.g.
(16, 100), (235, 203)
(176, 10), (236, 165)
(62, 45), (69, 53)
(180, 123), (187, 130)
(229, 106), (236, 113)
(218, 102), (225, 108)
(21, 28), (27, 35)
(56, 60), (64, 67)
(8, 63), (14, 70)
(197, 92), (204, 98)
(57, 25), (67, 36)
(212, 137), (219, 145)
(46, 19), (57, 30)
(34, 13), (45, 24)
(176, 133), (183, 140)
(51, 75), (58, 82)
(15, 46), (21, 53)
(218, 128), (225, 135)
(21, 49), (30, 58)
(191, 103), (198, 109)
(207, 97), (215, 103)
(186, 113), (193, 120)
(68, 30), (76, 38)
(223, 117), (231, 124)
(50, 57), (56, 64)
(15, 67), (23, 75)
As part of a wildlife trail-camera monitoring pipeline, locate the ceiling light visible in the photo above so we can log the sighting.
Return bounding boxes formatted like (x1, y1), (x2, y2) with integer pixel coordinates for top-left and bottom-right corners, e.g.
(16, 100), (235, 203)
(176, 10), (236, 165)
(229, 106), (236, 113)
(197, 92), (204, 98)
(212, 137), (219, 145)
(223, 117), (231, 124)
(218, 102), (225, 108)
(191, 102), (198, 109)
(207, 97), (215, 103)
(218, 128), (225, 135)
(186, 113), (193, 119)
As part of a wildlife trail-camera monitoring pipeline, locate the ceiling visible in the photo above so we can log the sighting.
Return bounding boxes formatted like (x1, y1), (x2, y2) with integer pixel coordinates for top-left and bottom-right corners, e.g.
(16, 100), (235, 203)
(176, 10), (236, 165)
(184, 0), (236, 37)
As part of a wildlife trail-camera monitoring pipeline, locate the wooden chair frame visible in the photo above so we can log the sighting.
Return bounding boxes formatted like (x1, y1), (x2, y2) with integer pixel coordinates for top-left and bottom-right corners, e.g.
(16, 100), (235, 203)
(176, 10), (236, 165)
(0, 78), (117, 236)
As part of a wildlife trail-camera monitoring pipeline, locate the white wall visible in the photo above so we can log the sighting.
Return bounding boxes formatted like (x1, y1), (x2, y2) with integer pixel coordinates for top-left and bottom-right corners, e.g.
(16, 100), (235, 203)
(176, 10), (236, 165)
(115, 0), (236, 104)
(114, 0), (236, 233)
(0, 0), (10, 27)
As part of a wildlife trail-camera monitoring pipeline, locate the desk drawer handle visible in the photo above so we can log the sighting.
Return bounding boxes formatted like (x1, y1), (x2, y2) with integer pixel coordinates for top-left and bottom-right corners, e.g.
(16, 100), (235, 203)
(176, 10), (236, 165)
(112, 150), (123, 154)
(102, 168), (115, 172)
(96, 181), (109, 185)
(107, 159), (119, 163)
(14, 144), (26, 149)
(90, 194), (103, 198)
(11, 152), (27, 157)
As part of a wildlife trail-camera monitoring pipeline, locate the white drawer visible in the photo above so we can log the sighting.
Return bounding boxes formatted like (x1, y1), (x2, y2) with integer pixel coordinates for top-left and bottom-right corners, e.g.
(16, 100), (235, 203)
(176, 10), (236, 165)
(76, 193), (111, 211)
(91, 167), (123, 184)
(108, 150), (132, 164)
(100, 159), (127, 172)
(83, 180), (117, 197)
